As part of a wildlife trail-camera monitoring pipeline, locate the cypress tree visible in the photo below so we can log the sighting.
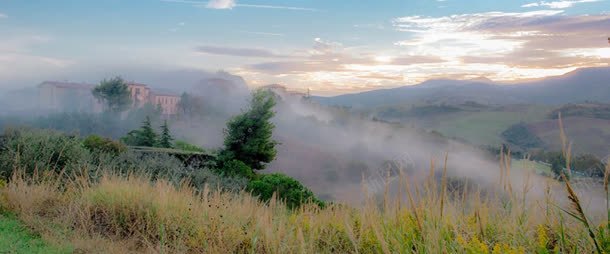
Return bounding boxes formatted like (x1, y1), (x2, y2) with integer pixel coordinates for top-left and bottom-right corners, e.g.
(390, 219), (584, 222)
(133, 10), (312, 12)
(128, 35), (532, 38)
(158, 120), (174, 148)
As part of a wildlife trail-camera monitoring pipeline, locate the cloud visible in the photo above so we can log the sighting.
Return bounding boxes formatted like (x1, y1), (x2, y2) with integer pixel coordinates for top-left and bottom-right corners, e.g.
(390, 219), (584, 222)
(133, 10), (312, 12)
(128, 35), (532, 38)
(195, 45), (292, 58)
(393, 11), (610, 61)
(0, 13), (6, 18)
(240, 11), (610, 94)
(206, 0), (235, 9)
(522, 0), (602, 9)
(160, 0), (318, 11)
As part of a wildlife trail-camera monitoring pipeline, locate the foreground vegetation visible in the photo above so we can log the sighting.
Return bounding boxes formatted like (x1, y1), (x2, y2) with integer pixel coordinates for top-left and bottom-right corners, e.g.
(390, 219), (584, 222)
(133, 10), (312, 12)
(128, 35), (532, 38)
(0, 124), (609, 253)
(2, 160), (610, 253)
(0, 213), (71, 253)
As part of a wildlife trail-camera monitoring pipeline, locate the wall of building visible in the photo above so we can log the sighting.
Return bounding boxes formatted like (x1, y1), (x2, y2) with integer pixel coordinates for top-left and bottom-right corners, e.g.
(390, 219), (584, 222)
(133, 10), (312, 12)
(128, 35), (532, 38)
(152, 94), (180, 116)
(38, 81), (181, 116)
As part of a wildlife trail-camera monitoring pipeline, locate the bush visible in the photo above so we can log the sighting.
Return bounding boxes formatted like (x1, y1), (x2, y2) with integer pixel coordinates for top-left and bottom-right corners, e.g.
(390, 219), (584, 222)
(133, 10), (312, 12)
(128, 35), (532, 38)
(83, 135), (126, 156)
(216, 159), (254, 179)
(174, 140), (205, 153)
(247, 173), (324, 209)
(0, 128), (90, 179)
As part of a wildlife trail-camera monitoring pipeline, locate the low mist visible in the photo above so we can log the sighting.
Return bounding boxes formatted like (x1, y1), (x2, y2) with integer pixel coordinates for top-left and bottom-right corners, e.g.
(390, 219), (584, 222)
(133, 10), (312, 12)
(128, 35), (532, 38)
(0, 69), (603, 209)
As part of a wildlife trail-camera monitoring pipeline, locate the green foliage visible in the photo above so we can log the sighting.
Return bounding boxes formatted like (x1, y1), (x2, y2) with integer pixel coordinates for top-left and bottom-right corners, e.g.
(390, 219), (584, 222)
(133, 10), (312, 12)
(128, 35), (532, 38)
(219, 89), (278, 172)
(572, 154), (604, 177)
(174, 140), (205, 153)
(501, 122), (544, 150)
(158, 120), (174, 149)
(0, 128), (245, 194)
(531, 150), (604, 178)
(217, 159), (254, 179)
(82, 135), (126, 156)
(121, 116), (158, 147)
(92, 77), (132, 113)
(247, 173), (324, 209)
(0, 128), (90, 179)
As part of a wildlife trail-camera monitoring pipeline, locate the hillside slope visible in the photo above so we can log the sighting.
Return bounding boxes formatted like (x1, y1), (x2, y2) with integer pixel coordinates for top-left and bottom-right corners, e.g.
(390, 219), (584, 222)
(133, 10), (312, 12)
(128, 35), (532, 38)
(314, 67), (610, 108)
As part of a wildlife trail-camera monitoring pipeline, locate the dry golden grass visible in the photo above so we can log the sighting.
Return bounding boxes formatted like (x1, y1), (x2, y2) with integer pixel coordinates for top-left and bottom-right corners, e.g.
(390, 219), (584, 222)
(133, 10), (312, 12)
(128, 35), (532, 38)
(1, 162), (608, 254)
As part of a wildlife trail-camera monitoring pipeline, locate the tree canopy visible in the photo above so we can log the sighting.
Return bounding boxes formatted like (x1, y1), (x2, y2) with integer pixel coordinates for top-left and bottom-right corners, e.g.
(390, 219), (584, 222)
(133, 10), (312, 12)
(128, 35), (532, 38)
(92, 77), (132, 113)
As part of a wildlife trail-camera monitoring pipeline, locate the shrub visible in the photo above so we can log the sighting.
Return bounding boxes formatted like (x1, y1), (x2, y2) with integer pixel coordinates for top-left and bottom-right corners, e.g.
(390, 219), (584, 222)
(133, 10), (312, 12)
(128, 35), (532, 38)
(247, 173), (324, 209)
(0, 128), (90, 179)
(83, 135), (126, 156)
(174, 140), (205, 153)
(216, 159), (254, 179)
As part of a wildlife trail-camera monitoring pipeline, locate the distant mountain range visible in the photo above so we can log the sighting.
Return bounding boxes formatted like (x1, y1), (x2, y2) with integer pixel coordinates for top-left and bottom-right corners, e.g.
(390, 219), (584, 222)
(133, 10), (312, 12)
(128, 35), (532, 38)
(313, 67), (610, 108)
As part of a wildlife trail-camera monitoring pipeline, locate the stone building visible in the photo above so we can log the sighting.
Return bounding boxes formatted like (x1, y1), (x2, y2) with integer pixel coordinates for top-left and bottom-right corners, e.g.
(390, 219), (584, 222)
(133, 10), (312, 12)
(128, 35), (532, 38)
(39, 81), (181, 116)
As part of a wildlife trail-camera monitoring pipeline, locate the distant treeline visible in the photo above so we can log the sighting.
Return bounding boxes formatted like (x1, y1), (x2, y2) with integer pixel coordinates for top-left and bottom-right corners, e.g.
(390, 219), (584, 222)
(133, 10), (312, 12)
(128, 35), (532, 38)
(549, 103), (610, 120)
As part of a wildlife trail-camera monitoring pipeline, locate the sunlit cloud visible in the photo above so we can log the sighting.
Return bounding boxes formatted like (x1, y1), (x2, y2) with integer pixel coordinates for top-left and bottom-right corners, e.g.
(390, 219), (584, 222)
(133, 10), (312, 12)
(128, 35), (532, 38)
(522, 0), (602, 9)
(206, 0), (235, 9)
(236, 10), (610, 95)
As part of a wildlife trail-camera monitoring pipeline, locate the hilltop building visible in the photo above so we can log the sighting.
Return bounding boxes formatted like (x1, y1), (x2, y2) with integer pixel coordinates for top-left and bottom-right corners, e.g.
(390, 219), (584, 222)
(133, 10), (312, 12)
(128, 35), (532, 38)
(38, 81), (181, 116)
(38, 81), (103, 113)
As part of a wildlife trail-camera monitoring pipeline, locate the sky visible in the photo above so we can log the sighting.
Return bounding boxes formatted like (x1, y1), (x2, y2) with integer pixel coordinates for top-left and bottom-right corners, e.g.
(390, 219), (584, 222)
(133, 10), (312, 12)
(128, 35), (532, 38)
(0, 0), (609, 95)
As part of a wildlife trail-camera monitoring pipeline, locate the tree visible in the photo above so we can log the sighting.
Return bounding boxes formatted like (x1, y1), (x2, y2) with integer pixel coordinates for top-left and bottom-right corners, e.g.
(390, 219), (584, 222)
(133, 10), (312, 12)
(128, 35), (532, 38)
(501, 122), (544, 150)
(92, 77), (132, 113)
(218, 89), (278, 173)
(121, 116), (158, 147)
(158, 120), (174, 148)
(177, 92), (204, 119)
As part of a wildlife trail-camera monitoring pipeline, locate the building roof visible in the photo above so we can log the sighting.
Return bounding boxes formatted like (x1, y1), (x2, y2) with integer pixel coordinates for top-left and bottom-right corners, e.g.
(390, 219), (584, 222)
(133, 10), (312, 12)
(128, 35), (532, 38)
(39, 81), (95, 90)
(126, 82), (148, 87)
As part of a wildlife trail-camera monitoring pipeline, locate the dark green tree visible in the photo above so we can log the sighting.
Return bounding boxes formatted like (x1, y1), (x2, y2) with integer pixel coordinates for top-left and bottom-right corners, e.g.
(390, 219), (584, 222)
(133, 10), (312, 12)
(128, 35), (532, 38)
(158, 120), (174, 148)
(121, 116), (158, 147)
(218, 89), (278, 174)
(92, 77), (132, 113)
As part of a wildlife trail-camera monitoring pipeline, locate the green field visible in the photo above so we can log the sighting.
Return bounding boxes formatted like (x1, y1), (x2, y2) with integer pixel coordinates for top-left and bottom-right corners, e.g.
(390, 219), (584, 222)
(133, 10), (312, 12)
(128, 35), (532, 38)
(512, 159), (552, 175)
(424, 106), (551, 146)
(0, 214), (71, 254)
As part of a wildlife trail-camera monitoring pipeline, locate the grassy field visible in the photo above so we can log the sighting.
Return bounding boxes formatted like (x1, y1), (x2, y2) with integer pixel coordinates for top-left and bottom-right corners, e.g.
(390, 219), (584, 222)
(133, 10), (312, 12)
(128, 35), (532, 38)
(0, 214), (71, 254)
(1, 167), (609, 253)
(512, 159), (552, 175)
(427, 106), (550, 146)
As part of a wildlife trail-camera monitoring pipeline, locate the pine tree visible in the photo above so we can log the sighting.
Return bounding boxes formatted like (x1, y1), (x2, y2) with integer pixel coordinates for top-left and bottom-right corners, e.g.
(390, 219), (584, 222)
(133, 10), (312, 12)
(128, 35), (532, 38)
(158, 120), (174, 148)
(137, 116), (158, 147)
(120, 116), (158, 147)
(219, 89), (278, 172)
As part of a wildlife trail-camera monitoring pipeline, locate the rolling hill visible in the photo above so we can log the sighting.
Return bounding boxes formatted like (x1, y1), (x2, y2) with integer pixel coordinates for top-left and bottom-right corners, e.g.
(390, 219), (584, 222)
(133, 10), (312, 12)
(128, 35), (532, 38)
(314, 67), (610, 108)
